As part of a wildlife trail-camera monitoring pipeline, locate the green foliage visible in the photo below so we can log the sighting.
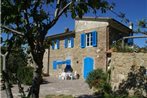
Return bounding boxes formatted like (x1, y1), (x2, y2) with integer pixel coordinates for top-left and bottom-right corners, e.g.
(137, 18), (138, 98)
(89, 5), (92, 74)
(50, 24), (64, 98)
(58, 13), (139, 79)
(111, 40), (147, 53)
(7, 49), (28, 73)
(2, 0), (112, 38)
(115, 65), (147, 97)
(86, 69), (111, 94)
(86, 67), (146, 98)
(111, 40), (134, 52)
(1, 47), (33, 85)
(17, 66), (34, 85)
(138, 19), (147, 28)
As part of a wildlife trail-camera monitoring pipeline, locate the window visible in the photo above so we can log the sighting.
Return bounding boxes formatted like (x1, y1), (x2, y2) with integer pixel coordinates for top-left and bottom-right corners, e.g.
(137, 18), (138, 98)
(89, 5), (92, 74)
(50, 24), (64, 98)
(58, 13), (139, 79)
(67, 38), (72, 48)
(86, 33), (93, 47)
(52, 60), (71, 70)
(65, 37), (74, 48)
(81, 31), (97, 48)
(54, 41), (58, 49)
(52, 40), (59, 50)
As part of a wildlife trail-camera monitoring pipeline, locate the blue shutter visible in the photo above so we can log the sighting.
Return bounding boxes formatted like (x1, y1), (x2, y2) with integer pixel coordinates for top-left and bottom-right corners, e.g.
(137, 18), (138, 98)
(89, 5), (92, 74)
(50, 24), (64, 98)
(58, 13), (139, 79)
(71, 37), (74, 48)
(53, 61), (57, 70)
(81, 33), (85, 48)
(92, 31), (97, 47)
(51, 41), (54, 50)
(64, 38), (68, 48)
(57, 40), (60, 49)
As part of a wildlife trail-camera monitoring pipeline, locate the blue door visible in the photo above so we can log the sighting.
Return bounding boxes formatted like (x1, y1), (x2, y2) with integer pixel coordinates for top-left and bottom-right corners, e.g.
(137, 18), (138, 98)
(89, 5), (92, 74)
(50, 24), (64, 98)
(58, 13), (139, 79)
(83, 57), (94, 79)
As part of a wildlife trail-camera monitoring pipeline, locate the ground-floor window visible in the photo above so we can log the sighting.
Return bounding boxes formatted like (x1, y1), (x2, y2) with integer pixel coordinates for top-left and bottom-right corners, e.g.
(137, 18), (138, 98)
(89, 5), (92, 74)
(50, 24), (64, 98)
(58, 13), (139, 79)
(52, 59), (72, 72)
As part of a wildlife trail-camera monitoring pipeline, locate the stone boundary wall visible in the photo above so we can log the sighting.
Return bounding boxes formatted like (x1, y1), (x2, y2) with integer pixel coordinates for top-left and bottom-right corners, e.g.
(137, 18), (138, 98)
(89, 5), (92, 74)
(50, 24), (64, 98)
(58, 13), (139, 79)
(110, 52), (147, 89)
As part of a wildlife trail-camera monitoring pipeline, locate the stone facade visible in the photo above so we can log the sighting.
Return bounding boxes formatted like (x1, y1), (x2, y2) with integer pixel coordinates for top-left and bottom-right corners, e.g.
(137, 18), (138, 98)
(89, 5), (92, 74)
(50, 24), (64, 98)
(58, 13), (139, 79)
(43, 17), (132, 79)
(110, 52), (147, 89)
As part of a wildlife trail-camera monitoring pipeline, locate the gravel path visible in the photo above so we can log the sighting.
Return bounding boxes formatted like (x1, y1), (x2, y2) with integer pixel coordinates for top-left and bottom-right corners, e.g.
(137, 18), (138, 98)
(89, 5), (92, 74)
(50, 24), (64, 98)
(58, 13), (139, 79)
(1, 76), (94, 98)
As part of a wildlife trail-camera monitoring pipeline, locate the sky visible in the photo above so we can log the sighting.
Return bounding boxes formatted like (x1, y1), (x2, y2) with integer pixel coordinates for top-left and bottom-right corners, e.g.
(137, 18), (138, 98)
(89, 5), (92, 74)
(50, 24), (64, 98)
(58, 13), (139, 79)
(1, 0), (147, 47)
(47, 0), (147, 47)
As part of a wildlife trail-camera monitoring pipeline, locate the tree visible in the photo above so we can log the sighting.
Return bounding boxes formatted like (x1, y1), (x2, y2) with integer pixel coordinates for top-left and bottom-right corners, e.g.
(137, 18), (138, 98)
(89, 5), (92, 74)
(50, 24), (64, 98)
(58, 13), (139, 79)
(1, 46), (30, 98)
(1, 34), (19, 98)
(1, 32), (28, 98)
(1, 47), (27, 73)
(1, 0), (112, 98)
(115, 65), (147, 97)
(137, 19), (147, 35)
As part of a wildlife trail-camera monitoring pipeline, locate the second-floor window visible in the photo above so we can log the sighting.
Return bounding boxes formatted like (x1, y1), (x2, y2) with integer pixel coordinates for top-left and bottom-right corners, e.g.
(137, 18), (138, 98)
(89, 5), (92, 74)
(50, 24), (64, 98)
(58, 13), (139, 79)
(67, 38), (72, 48)
(54, 41), (58, 49)
(52, 40), (59, 50)
(81, 31), (98, 48)
(65, 37), (74, 48)
(86, 33), (93, 47)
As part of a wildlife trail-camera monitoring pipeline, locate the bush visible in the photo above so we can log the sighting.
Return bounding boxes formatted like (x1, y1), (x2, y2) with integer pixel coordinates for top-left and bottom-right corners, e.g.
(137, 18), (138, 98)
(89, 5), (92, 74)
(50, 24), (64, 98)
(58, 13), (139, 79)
(85, 68), (142, 98)
(17, 66), (34, 85)
(86, 69), (111, 94)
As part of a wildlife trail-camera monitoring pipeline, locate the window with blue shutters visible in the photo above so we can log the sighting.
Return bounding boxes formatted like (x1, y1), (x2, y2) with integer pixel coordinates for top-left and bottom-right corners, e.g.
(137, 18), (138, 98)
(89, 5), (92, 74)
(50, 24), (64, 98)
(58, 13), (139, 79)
(65, 37), (74, 48)
(81, 31), (97, 48)
(52, 40), (60, 50)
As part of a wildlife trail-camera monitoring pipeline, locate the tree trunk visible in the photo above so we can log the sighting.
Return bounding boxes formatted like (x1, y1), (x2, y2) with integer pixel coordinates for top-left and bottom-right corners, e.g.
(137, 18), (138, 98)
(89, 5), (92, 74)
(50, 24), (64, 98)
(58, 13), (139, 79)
(2, 71), (13, 98)
(1, 52), (13, 98)
(28, 44), (45, 98)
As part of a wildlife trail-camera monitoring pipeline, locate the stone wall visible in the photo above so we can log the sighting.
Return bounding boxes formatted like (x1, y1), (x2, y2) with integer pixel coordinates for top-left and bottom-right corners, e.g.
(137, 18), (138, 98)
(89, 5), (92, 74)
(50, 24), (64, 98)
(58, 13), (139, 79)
(48, 26), (108, 79)
(110, 52), (147, 89)
(46, 20), (109, 79)
(75, 20), (108, 32)
(43, 18), (132, 79)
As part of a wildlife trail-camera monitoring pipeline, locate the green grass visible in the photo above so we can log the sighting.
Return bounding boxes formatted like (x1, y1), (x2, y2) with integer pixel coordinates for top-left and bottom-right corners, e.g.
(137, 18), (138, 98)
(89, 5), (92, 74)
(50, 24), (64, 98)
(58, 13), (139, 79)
(45, 95), (74, 98)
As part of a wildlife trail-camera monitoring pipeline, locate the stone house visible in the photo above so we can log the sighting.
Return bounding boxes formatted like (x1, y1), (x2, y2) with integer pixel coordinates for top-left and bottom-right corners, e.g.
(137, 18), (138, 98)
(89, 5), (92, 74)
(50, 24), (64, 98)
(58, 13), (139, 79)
(43, 17), (132, 79)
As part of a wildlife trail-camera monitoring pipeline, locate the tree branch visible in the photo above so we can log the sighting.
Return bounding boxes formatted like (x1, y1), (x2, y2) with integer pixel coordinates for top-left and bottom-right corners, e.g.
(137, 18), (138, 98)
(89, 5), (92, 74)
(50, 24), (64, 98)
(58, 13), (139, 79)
(24, 8), (30, 26)
(45, 1), (73, 33)
(1, 25), (25, 36)
(133, 31), (147, 35)
(32, 0), (41, 24)
(54, 0), (62, 17)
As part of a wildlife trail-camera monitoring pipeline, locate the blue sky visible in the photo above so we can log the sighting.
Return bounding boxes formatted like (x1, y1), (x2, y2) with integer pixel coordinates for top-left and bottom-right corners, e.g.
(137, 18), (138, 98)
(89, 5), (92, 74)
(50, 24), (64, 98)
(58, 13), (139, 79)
(47, 0), (147, 47)
(1, 0), (147, 47)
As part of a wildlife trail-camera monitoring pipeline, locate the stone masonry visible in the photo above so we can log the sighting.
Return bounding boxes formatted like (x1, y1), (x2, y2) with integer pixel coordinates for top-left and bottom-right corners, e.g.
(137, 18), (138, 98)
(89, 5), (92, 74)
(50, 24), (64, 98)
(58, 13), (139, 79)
(43, 17), (132, 79)
(110, 52), (147, 89)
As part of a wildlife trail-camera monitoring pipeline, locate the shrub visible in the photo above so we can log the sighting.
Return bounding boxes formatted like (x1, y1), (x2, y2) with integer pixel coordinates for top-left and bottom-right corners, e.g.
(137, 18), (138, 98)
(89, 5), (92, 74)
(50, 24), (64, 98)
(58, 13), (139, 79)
(86, 69), (111, 94)
(17, 66), (34, 85)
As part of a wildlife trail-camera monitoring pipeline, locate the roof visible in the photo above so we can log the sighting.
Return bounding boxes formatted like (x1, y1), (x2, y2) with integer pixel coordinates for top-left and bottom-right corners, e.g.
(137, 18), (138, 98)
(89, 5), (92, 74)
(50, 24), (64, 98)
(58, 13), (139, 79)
(46, 31), (75, 41)
(46, 17), (132, 40)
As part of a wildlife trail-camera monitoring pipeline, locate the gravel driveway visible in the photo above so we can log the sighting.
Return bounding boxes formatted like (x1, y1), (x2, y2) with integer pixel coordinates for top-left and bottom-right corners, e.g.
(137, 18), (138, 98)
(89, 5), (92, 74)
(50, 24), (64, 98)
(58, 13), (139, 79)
(1, 76), (94, 98)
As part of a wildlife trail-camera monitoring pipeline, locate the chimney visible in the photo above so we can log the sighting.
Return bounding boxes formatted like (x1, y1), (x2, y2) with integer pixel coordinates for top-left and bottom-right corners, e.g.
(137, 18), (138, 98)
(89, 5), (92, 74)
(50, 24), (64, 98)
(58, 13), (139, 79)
(129, 22), (133, 30)
(64, 28), (69, 33)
